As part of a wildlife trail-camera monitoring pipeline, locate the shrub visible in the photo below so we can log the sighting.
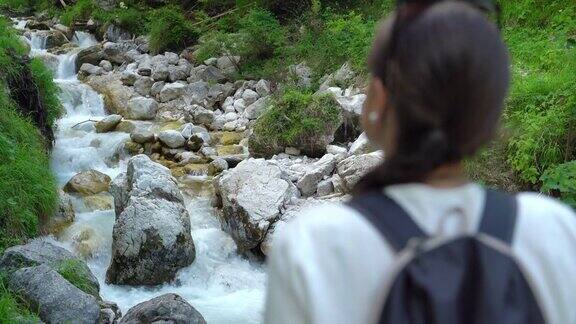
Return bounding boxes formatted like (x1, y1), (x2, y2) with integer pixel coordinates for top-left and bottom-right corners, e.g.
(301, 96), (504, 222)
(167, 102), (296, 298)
(238, 8), (285, 60)
(250, 89), (341, 157)
(293, 11), (374, 77)
(112, 7), (148, 35)
(541, 161), (576, 208)
(60, 0), (102, 26)
(148, 5), (199, 54)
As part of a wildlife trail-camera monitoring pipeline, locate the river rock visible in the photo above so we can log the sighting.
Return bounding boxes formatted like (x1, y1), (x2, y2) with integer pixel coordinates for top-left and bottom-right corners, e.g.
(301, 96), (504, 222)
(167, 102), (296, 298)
(289, 62), (312, 88)
(134, 76), (155, 96)
(243, 96), (271, 120)
(107, 155), (195, 285)
(64, 170), (111, 196)
(76, 45), (104, 71)
(130, 128), (155, 144)
(241, 89), (259, 106)
(103, 41), (135, 64)
(319, 62), (356, 92)
(44, 189), (75, 234)
(119, 293), (206, 324)
(216, 159), (298, 252)
(189, 105), (214, 125)
(189, 65), (226, 83)
(126, 97), (158, 120)
(296, 154), (337, 196)
(184, 81), (210, 106)
(99, 60), (113, 72)
(159, 82), (186, 102)
(349, 132), (373, 156)
(9, 265), (100, 324)
(79, 63), (104, 77)
(95, 114), (122, 133)
(151, 62), (169, 81)
(0, 240), (99, 293)
(336, 151), (384, 192)
(158, 130), (186, 148)
(168, 65), (190, 82)
(85, 74), (136, 116)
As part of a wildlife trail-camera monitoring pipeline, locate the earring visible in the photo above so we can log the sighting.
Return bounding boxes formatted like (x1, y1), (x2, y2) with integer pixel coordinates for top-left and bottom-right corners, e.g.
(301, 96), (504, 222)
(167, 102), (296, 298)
(368, 111), (379, 124)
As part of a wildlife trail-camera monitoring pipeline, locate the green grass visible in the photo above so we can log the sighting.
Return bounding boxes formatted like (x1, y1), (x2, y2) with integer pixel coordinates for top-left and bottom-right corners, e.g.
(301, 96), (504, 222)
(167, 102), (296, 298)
(492, 0), (576, 203)
(54, 259), (99, 297)
(0, 274), (39, 323)
(0, 17), (59, 252)
(148, 5), (199, 54)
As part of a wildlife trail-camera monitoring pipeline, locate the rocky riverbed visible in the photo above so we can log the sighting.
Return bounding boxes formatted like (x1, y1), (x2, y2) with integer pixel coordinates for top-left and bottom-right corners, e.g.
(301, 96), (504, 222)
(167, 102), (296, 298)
(1, 16), (382, 323)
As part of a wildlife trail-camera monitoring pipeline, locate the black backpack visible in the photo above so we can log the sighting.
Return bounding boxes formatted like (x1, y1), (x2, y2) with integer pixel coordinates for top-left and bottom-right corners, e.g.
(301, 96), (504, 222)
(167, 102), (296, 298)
(348, 189), (547, 324)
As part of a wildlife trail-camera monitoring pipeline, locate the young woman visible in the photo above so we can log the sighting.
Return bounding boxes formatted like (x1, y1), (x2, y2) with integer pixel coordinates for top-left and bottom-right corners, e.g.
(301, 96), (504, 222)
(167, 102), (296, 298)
(264, 2), (576, 324)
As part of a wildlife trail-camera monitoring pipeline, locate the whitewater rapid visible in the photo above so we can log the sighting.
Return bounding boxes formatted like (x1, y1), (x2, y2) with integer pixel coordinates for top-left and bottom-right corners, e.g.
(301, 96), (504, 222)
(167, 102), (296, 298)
(18, 20), (266, 323)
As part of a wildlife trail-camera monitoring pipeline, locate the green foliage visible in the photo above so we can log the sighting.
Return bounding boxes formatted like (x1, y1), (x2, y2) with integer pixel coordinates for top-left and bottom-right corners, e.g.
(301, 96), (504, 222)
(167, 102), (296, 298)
(502, 0), (576, 186)
(541, 161), (576, 208)
(54, 260), (99, 297)
(251, 89), (341, 156)
(238, 8), (285, 60)
(30, 58), (62, 126)
(0, 17), (58, 252)
(0, 0), (52, 15)
(289, 11), (375, 77)
(112, 6), (148, 35)
(148, 5), (199, 54)
(0, 274), (39, 323)
(60, 0), (102, 26)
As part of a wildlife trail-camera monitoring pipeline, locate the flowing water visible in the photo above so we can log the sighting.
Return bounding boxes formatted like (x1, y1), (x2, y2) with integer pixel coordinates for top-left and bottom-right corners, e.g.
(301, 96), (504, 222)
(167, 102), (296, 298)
(19, 21), (266, 323)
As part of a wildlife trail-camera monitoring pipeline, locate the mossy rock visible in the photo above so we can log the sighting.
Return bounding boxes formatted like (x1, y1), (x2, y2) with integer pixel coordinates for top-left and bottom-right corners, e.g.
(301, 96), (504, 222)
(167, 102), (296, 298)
(249, 90), (342, 158)
(212, 131), (245, 145)
(83, 193), (113, 211)
(156, 121), (185, 132)
(217, 145), (244, 156)
(116, 120), (137, 133)
(124, 140), (144, 155)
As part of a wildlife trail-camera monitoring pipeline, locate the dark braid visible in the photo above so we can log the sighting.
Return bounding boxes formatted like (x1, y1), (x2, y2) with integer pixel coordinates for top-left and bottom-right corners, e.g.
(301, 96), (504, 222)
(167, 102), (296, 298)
(355, 1), (509, 194)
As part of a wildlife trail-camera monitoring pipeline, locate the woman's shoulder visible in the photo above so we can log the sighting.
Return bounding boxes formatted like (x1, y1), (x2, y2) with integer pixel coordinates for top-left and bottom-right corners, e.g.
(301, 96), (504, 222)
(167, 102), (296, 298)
(515, 192), (576, 229)
(272, 200), (392, 262)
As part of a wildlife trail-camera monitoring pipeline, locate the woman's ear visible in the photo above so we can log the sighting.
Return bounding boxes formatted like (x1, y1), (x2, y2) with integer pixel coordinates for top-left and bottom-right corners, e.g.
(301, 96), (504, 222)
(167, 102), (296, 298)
(362, 77), (389, 148)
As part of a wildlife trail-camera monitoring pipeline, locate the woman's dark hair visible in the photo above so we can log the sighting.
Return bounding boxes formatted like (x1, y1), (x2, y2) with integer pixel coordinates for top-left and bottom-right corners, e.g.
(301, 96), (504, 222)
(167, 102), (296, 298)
(355, 1), (510, 193)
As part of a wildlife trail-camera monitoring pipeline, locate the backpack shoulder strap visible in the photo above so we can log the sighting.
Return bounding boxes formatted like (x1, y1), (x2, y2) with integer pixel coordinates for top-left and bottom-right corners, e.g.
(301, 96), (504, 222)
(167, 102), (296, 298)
(347, 191), (426, 252)
(478, 189), (518, 244)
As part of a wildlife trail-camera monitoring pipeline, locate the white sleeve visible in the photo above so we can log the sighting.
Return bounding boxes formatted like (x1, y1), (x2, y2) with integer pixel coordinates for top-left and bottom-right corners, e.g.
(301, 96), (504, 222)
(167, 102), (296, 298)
(263, 222), (311, 324)
(514, 193), (576, 324)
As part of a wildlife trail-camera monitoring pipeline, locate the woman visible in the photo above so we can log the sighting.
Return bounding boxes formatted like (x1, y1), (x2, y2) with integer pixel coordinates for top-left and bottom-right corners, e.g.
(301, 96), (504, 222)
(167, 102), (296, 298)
(264, 1), (576, 324)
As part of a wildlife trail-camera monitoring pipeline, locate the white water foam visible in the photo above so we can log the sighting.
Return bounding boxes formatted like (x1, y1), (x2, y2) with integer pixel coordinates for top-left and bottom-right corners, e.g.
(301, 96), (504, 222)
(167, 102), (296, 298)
(18, 20), (267, 323)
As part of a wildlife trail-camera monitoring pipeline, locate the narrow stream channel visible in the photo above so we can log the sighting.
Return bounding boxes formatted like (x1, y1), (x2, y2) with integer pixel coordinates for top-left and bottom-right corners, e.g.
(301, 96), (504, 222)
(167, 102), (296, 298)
(15, 19), (266, 323)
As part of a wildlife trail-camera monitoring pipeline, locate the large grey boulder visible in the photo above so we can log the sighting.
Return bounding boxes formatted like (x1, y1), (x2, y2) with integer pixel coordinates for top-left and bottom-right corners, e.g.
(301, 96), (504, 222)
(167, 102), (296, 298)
(9, 265), (100, 324)
(79, 63), (104, 76)
(126, 97), (158, 120)
(107, 155), (195, 285)
(336, 151), (384, 192)
(119, 293), (206, 324)
(0, 240), (99, 295)
(216, 159), (298, 252)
